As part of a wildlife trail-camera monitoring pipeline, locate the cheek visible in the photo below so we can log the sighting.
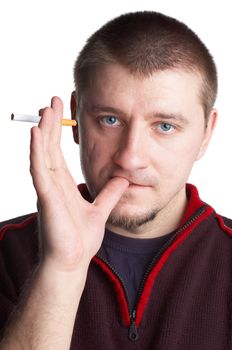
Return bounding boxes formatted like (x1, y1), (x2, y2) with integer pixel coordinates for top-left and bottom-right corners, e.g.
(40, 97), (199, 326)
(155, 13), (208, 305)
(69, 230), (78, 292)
(80, 138), (113, 176)
(80, 139), (97, 172)
(80, 139), (116, 197)
(181, 131), (205, 162)
(154, 134), (203, 177)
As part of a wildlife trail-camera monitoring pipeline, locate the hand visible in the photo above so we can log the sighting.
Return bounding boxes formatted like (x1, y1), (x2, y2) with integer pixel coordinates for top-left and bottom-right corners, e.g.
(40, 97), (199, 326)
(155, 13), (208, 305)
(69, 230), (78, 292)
(30, 96), (129, 271)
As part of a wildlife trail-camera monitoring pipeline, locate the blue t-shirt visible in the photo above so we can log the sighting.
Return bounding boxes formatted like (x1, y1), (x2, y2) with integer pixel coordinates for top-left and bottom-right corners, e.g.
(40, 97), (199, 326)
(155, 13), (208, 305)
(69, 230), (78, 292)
(98, 229), (175, 312)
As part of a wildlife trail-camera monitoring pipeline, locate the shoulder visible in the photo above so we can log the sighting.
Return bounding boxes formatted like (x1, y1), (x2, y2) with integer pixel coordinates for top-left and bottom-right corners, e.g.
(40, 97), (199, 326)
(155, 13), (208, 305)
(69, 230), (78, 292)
(214, 212), (232, 236)
(0, 213), (39, 323)
(0, 212), (39, 286)
(0, 213), (39, 261)
(0, 212), (38, 241)
(0, 212), (38, 229)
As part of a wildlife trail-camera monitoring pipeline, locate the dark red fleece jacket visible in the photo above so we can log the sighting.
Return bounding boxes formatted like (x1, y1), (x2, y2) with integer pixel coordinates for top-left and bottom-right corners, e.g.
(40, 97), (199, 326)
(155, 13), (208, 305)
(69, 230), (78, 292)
(1, 184), (232, 349)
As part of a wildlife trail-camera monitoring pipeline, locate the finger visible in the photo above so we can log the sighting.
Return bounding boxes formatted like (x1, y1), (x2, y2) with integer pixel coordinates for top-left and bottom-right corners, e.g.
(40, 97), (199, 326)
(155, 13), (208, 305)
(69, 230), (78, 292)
(30, 126), (82, 207)
(47, 96), (65, 167)
(38, 97), (64, 169)
(38, 106), (55, 150)
(38, 108), (45, 116)
(93, 177), (129, 219)
(37, 99), (77, 194)
(30, 126), (53, 201)
(39, 97), (63, 147)
(50, 96), (63, 145)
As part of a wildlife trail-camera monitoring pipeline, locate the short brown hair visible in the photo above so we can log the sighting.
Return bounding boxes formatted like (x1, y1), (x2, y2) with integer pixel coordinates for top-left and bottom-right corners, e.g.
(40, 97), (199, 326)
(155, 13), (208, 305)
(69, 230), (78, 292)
(74, 11), (217, 119)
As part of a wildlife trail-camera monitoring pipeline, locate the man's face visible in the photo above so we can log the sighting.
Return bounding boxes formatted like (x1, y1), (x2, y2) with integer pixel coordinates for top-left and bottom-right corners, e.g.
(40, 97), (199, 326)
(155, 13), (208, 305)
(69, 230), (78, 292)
(75, 64), (215, 233)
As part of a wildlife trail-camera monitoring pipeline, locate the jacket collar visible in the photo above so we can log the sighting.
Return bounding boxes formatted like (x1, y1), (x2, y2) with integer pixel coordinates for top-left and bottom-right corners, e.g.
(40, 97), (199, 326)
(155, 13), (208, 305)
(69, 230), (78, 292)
(180, 183), (206, 226)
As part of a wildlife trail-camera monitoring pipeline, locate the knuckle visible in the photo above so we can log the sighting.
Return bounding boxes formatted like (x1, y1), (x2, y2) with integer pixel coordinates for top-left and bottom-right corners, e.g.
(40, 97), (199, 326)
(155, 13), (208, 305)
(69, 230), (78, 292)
(43, 106), (52, 116)
(38, 108), (45, 116)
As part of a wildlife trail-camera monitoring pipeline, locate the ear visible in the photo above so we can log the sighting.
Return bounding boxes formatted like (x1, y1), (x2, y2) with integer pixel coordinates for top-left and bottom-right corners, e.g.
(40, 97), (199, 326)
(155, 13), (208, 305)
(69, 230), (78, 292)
(196, 108), (218, 160)
(70, 91), (79, 144)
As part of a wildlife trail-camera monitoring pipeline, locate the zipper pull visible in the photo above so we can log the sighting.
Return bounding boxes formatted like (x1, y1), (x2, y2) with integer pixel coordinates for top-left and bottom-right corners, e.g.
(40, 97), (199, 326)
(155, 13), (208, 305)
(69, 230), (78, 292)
(128, 310), (139, 341)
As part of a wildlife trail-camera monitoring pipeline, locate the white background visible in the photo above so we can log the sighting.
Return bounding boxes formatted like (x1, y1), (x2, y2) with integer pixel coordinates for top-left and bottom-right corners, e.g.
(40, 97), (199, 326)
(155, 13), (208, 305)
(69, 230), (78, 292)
(0, 0), (231, 221)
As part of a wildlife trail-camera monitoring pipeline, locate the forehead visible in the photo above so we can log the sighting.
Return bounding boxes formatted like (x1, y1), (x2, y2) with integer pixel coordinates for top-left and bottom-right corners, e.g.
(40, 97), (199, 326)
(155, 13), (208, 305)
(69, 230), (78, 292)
(83, 64), (203, 118)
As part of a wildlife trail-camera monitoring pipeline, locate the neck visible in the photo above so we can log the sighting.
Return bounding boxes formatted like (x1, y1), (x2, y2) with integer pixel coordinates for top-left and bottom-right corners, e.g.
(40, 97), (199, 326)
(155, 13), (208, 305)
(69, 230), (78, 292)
(106, 186), (187, 239)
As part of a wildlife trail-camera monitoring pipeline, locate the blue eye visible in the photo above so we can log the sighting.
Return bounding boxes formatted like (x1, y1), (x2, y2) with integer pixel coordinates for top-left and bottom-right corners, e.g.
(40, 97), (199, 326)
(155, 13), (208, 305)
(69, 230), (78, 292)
(159, 123), (174, 133)
(101, 116), (120, 126)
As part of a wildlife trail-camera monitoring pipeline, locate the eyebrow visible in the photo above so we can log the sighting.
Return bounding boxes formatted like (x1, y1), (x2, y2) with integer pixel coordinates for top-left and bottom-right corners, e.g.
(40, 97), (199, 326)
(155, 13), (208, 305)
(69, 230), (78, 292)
(89, 104), (189, 124)
(152, 112), (189, 125)
(89, 104), (125, 115)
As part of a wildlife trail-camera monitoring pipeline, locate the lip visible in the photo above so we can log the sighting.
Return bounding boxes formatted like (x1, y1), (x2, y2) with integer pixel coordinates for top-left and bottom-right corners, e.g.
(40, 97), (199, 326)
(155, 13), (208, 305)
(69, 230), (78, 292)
(110, 175), (151, 187)
(128, 183), (151, 188)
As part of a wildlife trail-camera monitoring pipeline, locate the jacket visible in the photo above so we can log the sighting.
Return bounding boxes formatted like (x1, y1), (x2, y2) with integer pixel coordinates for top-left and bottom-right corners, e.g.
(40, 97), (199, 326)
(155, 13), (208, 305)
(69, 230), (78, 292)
(1, 184), (232, 349)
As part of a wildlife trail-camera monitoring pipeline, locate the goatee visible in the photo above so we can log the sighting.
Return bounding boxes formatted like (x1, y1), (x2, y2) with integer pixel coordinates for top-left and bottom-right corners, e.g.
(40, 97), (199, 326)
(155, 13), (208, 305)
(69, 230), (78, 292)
(107, 210), (158, 232)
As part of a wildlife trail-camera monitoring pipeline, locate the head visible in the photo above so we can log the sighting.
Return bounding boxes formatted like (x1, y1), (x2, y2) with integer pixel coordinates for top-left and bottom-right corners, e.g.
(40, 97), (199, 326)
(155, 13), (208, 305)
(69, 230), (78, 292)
(71, 11), (218, 234)
(74, 11), (217, 120)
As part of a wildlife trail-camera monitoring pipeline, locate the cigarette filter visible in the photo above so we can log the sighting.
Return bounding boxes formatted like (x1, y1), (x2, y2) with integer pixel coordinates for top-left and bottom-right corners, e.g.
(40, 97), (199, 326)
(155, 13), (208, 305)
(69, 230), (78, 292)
(11, 113), (77, 126)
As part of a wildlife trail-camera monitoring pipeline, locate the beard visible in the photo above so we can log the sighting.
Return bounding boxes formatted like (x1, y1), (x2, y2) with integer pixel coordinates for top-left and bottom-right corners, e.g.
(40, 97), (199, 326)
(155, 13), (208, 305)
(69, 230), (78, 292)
(106, 207), (158, 232)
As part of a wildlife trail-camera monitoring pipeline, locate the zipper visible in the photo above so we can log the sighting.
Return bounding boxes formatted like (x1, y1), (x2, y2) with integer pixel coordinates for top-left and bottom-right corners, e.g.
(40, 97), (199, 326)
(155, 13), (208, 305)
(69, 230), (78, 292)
(96, 253), (139, 341)
(128, 310), (139, 341)
(134, 205), (207, 309)
(96, 205), (207, 341)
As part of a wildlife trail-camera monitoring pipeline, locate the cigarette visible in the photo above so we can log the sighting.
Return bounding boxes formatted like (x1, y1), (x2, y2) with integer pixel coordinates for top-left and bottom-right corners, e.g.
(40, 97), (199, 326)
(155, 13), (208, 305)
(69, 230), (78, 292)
(11, 113), (77, 126)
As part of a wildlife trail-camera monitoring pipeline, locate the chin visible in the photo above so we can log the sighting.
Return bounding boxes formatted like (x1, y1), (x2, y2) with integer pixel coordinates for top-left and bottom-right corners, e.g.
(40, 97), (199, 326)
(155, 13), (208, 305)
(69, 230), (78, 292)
(107, 204), (158, 231)
(110, 200), (141, 217)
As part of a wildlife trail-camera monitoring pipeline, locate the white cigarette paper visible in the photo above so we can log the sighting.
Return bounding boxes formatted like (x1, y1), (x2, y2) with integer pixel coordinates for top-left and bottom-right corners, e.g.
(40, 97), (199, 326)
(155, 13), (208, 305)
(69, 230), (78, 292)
(11, 113), (77, 126)
(11, 113), (41, 123)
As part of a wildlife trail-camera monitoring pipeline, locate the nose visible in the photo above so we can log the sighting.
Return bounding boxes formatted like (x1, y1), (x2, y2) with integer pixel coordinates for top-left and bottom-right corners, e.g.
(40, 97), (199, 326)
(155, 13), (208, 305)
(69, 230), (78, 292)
(112, 122), (149, 171)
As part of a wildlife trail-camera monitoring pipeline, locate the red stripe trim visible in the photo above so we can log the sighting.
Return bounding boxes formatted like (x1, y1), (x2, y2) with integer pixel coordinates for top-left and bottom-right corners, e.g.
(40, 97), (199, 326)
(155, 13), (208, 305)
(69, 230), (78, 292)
(93, 256), (130, 326)
(0, 213), (38, 241)
(135, 205), (214, 326)
(93, 206), (214, 327)
(215, 214), (232, 236)
(180, 184), (205, 226)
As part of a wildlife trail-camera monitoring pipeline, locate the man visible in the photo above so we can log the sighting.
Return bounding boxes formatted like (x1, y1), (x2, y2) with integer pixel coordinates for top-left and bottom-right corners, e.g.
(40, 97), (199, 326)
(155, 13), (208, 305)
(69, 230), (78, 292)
(0, 10), (231, 350)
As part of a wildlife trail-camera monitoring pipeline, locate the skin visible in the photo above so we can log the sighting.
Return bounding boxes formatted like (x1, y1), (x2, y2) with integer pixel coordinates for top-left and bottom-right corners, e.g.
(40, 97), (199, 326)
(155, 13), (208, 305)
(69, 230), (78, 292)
(0, 97), (129, 350)
(71, 64), (217, 238)
(0, 65), (217, 349)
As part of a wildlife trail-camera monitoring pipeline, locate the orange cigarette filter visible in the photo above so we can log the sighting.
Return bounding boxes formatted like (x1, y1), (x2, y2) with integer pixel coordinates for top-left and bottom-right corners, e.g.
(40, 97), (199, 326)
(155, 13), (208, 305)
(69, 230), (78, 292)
(11, 113), (77, 126)
(61, 119), (77, 126)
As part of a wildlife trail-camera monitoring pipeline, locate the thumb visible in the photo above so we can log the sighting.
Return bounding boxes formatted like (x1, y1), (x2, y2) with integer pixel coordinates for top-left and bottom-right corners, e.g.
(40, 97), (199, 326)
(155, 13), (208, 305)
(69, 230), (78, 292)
(93, 177), (129, 219)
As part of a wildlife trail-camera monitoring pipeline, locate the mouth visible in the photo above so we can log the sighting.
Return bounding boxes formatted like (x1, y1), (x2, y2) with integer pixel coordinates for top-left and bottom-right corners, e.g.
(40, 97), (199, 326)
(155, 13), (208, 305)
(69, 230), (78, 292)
(109, 174), (152, 189)
(128, 183), (151, 189)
